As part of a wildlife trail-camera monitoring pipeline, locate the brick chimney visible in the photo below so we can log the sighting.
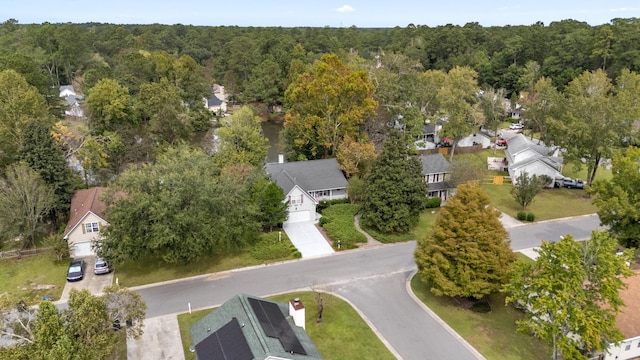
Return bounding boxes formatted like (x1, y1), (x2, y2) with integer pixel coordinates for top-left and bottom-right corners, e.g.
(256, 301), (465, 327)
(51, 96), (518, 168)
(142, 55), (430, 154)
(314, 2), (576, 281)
(289, 298), (305, 329)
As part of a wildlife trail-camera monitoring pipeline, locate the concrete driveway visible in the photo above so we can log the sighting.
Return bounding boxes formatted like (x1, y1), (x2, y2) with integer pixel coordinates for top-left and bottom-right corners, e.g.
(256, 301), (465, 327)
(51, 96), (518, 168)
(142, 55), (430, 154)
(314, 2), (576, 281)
(283, 221), (334, 258)
(58, 256), (114, 302)
(127, 315), (184, 360)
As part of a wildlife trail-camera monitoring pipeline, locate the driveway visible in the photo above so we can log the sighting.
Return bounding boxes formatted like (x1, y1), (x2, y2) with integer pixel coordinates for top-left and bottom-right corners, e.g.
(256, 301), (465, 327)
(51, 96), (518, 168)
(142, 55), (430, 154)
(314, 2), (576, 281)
(127, 315), (184, 360)
(58, 256), (114, 303)
(283, 221), (334, 258)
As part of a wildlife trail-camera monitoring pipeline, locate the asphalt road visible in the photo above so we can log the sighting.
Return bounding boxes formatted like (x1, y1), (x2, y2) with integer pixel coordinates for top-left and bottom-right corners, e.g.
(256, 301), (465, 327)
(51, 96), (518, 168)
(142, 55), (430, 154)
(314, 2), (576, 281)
(508, 214), (604, 250)
(133, 215), (603, 360)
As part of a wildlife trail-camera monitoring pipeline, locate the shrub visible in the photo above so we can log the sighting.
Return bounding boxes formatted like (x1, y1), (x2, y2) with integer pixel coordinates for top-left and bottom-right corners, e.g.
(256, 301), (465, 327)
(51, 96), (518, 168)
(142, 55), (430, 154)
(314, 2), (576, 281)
(318, 216), (329, 226)
(321, 204), (366, 249)
(425, 197), (442, 208)
(517, 211), (527, 221)
(526, 212), (535, 222)
(316, 198), (349, 214)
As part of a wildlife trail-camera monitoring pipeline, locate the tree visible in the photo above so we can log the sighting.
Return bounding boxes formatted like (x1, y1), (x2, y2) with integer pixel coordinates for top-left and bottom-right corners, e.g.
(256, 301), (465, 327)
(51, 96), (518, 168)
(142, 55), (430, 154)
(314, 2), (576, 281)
(0, 163), (55, 248)
(437, 66), (480, 161)
(0, 69), (49, 166)
(76, 135), (109, 187)
(415, 182), (515, 299)
(85, 78), (133, 135)
(510, 171), (548, 210)
(250, 177), (288, 231)
(478, 87), (508, 154)
(215, 105), (269, 168)
(101, 145), (260, 265)
(447, 157), (486, 188)
(137, 78), (192, 145)
(283, 53), (377, 160)
(0, 287), (146, 360)
(19, 120), (78, 224)
(504, 232), (633, 360)
(360, 130), (428, 233)
(335, 134), (376, 178)
(588, 147), (640, 248)
(520, 77), (563, 144)
(550, 69), (632, 185)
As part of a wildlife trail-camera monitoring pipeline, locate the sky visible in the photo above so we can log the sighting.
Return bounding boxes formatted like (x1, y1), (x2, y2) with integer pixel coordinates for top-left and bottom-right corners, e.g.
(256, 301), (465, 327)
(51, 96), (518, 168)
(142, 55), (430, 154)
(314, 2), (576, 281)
(3, 0), (639, 28)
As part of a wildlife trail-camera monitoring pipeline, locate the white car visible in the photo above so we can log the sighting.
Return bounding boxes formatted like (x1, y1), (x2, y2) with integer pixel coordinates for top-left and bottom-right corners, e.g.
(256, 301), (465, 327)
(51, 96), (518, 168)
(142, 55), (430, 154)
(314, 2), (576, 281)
(509, 123), (524, 130)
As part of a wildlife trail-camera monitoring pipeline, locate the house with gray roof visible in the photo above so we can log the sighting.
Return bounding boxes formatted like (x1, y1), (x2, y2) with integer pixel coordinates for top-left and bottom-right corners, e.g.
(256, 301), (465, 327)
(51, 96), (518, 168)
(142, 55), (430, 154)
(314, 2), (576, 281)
(59, 85), (84, 117)
(505, 134), (563, 187)
(265, 158), (347, 223)
(419, 153), (453, 203)
(206, 84), (227, 115)
(189, 294), (322, 360)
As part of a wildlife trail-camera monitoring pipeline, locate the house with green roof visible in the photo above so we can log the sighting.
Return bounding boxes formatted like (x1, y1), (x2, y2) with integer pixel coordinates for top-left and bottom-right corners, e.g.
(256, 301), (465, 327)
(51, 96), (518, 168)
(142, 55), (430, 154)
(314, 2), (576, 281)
(189, 294), (322, 360)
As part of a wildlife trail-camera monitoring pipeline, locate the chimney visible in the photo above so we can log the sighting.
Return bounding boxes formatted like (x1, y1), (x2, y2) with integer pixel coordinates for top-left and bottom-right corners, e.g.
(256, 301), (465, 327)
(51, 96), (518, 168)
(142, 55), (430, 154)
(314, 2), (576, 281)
(278, 154), (284, 164)
(289, 298), (305, 329)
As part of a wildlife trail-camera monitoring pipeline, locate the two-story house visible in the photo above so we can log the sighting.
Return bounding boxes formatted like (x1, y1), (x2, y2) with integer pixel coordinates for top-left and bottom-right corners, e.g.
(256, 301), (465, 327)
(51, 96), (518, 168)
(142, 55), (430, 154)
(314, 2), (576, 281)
(420, 153), (453, 203)
(63, 187), (108, 257)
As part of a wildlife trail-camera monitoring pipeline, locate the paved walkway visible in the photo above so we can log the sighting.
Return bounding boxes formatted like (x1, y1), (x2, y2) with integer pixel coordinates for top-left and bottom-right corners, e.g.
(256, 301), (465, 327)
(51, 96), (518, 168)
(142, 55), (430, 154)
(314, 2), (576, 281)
(499, 211), (523, 229)
(283, 221), (335, 257)
(353, 214), (383, 247)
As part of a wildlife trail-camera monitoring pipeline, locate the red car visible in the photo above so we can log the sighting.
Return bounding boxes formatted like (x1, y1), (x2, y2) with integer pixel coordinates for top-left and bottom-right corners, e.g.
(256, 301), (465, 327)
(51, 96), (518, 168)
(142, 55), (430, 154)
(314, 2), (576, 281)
(496, 138), (508, 146)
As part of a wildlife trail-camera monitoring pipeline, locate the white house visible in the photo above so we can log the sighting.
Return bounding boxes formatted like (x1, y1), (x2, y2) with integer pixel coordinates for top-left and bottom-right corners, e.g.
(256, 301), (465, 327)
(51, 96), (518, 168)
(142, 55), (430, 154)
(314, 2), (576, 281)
(505, 134), (563, 187)
(63, 187), (108, 257)
(59, 85), (84, 117)
(265, 157), (348, 223)
(205, 84), (227, 115)
(458, 132), (492, 149)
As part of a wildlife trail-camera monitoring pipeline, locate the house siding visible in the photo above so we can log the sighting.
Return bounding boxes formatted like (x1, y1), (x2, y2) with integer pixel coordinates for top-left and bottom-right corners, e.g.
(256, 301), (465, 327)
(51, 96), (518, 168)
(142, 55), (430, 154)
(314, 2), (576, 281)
(604, 335), (640, 360)
(66, 212), (106, 251)
(286, 187), (316, 223)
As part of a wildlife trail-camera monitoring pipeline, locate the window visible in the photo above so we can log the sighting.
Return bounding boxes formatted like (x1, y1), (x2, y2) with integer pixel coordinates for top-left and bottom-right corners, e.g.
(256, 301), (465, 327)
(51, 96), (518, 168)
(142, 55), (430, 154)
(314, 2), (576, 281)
(289, 194), (304, 206)
(625, 343), (631, 351)
(85, 222), (99, 233)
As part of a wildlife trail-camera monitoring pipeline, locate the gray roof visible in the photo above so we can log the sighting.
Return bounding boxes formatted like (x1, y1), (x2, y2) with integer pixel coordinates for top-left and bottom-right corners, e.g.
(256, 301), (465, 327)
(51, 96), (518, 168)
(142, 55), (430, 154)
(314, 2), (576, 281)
(59, 85), (75, 95)
(506, 134), (554, 160)
(207, 94), (223, 107)
(419, 153), (451, 175)
(190, 294), (322, 360)
(265, 158), (347, 194)
(427, 182), (450, 191)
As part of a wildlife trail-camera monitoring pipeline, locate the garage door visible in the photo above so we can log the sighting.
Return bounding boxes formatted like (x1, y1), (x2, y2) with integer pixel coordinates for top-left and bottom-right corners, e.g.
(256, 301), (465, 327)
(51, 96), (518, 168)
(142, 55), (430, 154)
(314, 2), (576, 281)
(286, 210), (311, 223)
(73, 242), (94, 257)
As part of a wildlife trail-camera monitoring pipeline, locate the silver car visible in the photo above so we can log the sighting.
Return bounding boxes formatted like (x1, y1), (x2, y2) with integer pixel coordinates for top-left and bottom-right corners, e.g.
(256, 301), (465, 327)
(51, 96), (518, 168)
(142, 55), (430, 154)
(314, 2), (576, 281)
(94, 258), (111, 275)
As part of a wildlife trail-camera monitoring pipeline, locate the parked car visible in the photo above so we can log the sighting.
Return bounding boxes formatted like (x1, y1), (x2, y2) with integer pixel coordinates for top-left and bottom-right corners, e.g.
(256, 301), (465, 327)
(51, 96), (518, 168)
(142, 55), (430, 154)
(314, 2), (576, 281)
(496, 138), (508, 147)
(94, 257), (111, 275)
(67, 259), (85, 282)
(554, 178), (585, 189)
(509, 123), (524, 130)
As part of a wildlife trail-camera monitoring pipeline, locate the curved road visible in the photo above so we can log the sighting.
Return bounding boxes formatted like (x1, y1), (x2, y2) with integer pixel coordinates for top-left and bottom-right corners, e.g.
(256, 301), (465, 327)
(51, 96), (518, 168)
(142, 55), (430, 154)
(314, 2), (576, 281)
(133, 214), (602, 360)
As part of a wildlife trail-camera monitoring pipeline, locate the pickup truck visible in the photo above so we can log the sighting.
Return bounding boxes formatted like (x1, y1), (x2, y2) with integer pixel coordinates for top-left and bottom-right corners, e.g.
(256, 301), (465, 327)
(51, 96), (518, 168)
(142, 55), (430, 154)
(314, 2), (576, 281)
(555, 178), (585, 189)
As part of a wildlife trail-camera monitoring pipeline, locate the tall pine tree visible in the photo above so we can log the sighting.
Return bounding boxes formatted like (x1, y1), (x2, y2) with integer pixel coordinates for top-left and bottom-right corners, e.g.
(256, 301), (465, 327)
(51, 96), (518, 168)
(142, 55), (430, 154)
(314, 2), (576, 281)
(19, 120), (79, 225)
(360, 129), (428, 233)
(415, 182), (515, 299)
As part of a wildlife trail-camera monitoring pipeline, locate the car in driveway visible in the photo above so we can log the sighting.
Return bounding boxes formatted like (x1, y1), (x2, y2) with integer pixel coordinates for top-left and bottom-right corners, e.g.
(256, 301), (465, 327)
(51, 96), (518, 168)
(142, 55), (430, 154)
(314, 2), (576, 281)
(509, 123), (524, 130)
(66, 259), (85, 282)
(496, 138), (508, 147)
(554, 178), (585, 189)
(94, 257), (111, 275)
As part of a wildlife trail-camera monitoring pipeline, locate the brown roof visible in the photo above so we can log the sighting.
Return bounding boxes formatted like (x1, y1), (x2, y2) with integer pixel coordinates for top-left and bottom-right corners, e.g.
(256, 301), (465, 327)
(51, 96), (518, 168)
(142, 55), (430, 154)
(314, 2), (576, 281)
(63, 187), (107, 237)
(617, 271), (640, 339)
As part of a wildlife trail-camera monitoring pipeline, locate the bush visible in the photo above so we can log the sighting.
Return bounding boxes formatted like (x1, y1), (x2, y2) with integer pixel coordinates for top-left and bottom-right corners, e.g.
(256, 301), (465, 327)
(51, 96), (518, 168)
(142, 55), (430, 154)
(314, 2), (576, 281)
(316, 198), (349, 214)
(516, 211), (527, 221)
(425, 197), (442, 208)
(526, 212), (535, 222)
(321, 204), (366, 249)
(250, 232), (297, 261)
(318, 216), (329, 226)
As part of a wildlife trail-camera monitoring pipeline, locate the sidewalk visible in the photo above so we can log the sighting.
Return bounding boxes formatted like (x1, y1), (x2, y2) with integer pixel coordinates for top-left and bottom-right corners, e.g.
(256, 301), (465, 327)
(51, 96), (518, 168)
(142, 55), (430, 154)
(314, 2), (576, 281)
(499, 211), (523, 229)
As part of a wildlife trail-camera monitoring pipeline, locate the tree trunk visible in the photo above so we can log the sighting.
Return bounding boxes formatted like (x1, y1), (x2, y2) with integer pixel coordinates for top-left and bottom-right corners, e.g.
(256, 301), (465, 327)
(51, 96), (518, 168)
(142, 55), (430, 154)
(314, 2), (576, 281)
(587, 154), (601, 185)
(449, 142), (457, 163)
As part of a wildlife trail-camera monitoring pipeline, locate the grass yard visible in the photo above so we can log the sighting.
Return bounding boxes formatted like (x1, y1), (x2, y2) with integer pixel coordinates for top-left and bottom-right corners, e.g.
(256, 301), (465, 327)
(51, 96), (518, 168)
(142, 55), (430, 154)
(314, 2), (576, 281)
(410, 275), (550, 360)
(114, 232), (300, 287)
(0, 253), (68, 302)
(482, 183), (597, 221)
(177, 292), (395, 360)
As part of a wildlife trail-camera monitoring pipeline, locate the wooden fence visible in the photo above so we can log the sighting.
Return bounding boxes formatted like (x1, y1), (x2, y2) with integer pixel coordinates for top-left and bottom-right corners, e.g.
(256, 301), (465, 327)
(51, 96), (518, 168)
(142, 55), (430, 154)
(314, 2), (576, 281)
(0, 247), (52, 259)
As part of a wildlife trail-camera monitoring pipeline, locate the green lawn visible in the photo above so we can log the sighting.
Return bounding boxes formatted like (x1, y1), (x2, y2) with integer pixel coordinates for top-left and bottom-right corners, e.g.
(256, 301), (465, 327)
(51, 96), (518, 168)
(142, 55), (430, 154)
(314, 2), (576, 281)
(410, 275), (550, 360)
(482, 183), (597, 221)
(0, 253), (69, 302)
(114, 232), (300, 287)
(177, 292), (395, 360)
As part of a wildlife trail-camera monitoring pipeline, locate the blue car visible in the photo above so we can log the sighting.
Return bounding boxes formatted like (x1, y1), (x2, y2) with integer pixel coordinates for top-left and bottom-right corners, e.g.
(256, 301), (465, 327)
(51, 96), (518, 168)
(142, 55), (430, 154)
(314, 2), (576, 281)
(66, 259), (85, 282)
